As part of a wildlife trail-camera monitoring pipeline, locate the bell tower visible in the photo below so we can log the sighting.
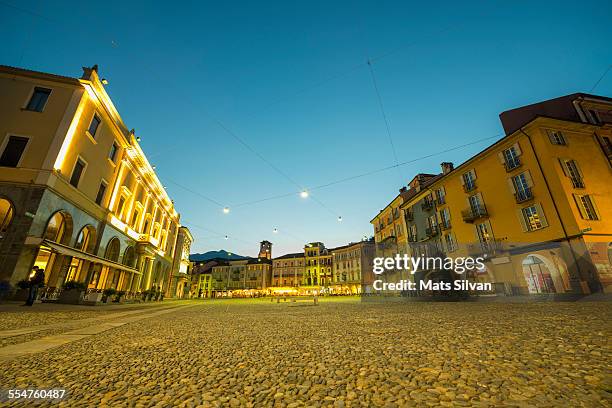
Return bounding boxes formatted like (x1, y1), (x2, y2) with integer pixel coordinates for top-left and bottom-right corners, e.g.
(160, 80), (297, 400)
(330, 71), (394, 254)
(259, 240), (272, 260)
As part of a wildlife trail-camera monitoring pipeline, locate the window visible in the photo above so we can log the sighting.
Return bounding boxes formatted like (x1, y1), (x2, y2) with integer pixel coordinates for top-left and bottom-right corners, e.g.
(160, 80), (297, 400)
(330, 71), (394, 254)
(512, 172), (532, 202)
(588, 109), (601, 125)
(476, 222), (492, 243)
(521, 205), (548, 231)
(69, 158), (86, 187)
(0, 136), (29, 167)
(502, 145), (521, 170)
(440, 208), (451, 229)
(116, 196), (126, 218)
(435, 187), (446, 204)
(469, 194), (482, 212)
(444, 233), (457, 252)
(88, 114), (101, 137)
(462, 170), (476, 192)
(109, 142), (119, 162)
(131, 208), (141, 229)
(548, 130), (566, 145)
(25, 87), (51, 112)
(560, 159), (584, 188)
(574, 195), (599, 221)
(95, 181), (107, 205)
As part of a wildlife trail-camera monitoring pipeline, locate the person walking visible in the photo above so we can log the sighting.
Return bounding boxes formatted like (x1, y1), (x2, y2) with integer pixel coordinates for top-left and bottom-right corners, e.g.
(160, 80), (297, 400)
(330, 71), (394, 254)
(24, 267), (45, 306)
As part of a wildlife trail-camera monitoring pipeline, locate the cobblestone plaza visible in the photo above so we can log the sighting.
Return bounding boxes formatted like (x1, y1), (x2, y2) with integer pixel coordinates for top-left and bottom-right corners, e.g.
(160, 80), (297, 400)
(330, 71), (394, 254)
(1, 298), (610, 407)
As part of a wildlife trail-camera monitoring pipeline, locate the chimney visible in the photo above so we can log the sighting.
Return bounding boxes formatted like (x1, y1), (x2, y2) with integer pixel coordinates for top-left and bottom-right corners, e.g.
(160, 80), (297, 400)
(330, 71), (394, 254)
(441, 162), (454, 174)
(399, 186), (407, 193)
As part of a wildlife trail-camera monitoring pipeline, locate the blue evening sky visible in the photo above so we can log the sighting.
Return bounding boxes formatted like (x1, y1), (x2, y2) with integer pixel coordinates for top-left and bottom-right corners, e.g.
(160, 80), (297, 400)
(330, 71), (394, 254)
(1, 1), (611, 256)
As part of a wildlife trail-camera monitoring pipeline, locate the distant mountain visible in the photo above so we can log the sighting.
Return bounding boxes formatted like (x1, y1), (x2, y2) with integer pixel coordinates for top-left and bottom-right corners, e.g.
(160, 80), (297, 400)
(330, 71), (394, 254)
(189, 250), (248, 262)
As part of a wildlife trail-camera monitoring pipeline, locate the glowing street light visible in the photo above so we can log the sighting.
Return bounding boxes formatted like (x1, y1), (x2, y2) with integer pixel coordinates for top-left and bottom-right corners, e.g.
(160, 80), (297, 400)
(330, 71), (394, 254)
(300, 190), (309, 198)
(223, 207), (230, 214)
(224, 235), (229, 240)
(273, 227), (278, 233)
(337, 216), (343, 222)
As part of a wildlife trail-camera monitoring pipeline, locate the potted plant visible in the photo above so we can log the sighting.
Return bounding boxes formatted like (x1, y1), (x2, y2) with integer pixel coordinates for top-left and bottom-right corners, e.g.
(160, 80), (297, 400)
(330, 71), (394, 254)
(114, 291), (126, 303)
(141, 290), (149, 301)
(102, 288), (117, 304)
(58, 280), (86, 304)
(13, 279), (31, 301)
(147, 290), (154, 301)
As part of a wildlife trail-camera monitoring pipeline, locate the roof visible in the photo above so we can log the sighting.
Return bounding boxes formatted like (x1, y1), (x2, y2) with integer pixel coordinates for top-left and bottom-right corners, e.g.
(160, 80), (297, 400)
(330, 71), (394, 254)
(0, 64), (81, 86)
(499, 93), (612, 135)
(273, 252), (304, 260)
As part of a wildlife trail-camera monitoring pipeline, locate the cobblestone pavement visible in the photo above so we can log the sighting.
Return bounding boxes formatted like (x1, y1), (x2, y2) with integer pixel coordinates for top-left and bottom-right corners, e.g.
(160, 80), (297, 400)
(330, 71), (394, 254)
(1, 298), (610, 407)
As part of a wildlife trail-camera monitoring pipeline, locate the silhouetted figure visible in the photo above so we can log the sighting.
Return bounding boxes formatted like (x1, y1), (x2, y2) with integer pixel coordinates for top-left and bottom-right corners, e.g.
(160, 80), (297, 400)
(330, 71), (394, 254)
(25, 267), (45, 306)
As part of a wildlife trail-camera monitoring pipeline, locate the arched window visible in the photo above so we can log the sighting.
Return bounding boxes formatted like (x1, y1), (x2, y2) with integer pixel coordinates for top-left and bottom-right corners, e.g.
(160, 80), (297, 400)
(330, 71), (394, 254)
(104, 237), (121, 262)
(75, 225), (96, 253)
(44, 211), (73, 244)
(123, 246), (136, 268)
(0, 198), (14, 239)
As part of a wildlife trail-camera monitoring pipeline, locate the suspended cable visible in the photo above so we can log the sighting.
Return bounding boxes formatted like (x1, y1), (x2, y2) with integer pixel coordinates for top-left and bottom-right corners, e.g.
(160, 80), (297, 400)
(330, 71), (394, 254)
(367, 59), (403, 182)
(590, 64), (612, 92)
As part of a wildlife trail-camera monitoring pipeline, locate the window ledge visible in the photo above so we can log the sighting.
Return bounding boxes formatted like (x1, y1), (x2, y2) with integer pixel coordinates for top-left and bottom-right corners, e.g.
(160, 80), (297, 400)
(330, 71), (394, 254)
(107, 157), (117, 167)
(20, 108), (43, 113)
(85, 131), (97, 145)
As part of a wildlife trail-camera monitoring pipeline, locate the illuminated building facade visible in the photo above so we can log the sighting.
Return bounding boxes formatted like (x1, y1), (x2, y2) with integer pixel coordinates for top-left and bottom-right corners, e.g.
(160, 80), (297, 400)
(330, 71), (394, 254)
(303, 242), (332, 289)
(372, 93), (612, 295)
(271, 252), (305, 288)
(330, 239), (375, 294)
(209, 257), (272, 296)
(0, 65), (190, 299)
(168, 226), (193, 298)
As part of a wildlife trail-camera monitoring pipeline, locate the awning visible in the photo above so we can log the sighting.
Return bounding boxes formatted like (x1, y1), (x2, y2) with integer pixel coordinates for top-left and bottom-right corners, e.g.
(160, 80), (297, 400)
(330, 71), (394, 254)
(43, 240), (141, 274)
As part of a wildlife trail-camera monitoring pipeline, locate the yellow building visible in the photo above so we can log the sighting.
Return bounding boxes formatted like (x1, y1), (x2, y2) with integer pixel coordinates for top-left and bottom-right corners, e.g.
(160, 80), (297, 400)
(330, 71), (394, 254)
(302, 242), (332, 292)
(373, 92), (612, 295)
(0, 64), (191, 300)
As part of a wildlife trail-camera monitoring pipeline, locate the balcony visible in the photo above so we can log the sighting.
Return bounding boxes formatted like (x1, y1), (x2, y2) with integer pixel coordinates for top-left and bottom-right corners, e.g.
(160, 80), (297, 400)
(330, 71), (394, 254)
(461, 206), (488, 223)
(421, 200), (434, 211)
(468, 240), (503, 257)
(463, 182), (477, 193)
(425, 225), (439, 238)
(570, 177), (585, 189)
(514, 187), (534, 203)
(439, 219), (451, 230)
(504, 157), (522, 172)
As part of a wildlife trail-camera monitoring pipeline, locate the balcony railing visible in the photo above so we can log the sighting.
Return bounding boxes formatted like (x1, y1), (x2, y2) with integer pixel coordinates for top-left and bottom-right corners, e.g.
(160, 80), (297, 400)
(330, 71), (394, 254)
(504, 157), (521, 172)
(468, 240), (503, 257)
(439, 219), (451, 230)
(463, 182), (477, 193)
(570, 177), (585, 188)
(514, 187), (534, 203)
(436, 195), (446, 205)
(421, 200), (434, 211)
(425, 225), (439, 238)
(408, 234), (418, 243)
(461, 206), (488, 223)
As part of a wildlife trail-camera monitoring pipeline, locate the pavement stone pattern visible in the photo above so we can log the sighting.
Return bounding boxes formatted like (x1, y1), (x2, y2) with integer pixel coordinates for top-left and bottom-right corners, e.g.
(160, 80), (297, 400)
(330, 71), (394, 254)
(0, 298), (610, 407)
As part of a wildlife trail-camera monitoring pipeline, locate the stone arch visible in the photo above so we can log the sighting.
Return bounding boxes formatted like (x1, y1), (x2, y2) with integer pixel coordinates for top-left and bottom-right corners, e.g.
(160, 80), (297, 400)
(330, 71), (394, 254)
(0, 196), (15, 239)
(521, 253), (570, 294)
(44, 210), (73, 246)
(123, 246), (136, 268)
(74, 225), (96, 253)
(104, 237), (121, 262)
